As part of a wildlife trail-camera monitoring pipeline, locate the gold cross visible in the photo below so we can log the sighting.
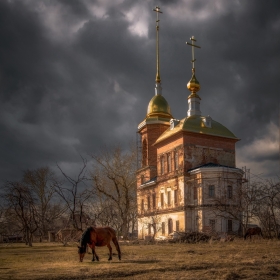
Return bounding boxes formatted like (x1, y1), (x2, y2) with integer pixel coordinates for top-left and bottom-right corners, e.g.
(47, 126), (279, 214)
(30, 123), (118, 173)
(186, 36), (201, 70)
(153, 6), (162, 27)
(153, 6), (163, 83)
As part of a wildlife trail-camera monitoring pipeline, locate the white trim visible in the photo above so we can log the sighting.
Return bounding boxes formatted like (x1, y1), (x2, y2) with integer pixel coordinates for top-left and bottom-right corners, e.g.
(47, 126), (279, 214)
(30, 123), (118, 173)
(188, 166), (243, 176)
(140, 180), (156, 189)
(138, 119), (170, 130)
(195, 145), (223, 151)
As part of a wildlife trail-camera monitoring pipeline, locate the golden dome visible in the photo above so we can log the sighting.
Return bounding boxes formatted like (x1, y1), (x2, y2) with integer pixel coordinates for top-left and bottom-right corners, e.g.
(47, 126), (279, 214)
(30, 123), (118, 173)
(187, 71), (200, 93)
(147, 94), (172, 118)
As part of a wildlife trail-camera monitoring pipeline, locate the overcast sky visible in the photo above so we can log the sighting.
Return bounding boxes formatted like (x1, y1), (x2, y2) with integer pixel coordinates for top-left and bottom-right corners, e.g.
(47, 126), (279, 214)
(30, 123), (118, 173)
(0, 0), (279, 185)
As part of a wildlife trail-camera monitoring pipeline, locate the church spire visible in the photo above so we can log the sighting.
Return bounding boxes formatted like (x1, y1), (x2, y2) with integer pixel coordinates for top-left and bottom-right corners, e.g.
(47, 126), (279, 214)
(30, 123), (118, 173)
(186, 36), (202, 117)
(153, 6), (162, 95)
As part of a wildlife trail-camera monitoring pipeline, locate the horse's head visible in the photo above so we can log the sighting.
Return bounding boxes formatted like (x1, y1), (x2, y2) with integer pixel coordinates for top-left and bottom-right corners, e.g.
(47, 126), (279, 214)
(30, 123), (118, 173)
(78, 245), (86, 262)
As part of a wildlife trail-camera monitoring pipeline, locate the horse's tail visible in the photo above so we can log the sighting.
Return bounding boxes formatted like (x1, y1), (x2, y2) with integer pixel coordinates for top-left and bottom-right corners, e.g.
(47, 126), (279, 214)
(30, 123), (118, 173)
(244, 232), (248, 240)
(112, 236), (121, 260)
(259, 228), (263, 238)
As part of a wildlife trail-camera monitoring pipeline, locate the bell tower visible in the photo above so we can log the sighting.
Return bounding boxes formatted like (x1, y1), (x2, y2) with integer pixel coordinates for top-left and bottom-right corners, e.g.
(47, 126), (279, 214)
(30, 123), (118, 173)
(137, 6), (172, 184)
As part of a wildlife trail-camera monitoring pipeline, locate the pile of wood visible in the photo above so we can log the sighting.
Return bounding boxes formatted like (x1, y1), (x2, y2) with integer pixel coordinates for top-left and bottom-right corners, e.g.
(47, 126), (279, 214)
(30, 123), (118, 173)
(168, 231), (211, 243)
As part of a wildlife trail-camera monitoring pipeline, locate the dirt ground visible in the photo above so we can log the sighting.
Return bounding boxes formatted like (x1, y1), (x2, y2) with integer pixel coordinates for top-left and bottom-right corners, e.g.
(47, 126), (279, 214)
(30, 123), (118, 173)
(0, 238), (280, 280)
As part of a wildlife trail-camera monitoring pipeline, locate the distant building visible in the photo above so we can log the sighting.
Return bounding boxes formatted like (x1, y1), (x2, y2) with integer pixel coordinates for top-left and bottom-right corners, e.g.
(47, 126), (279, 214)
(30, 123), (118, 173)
(137, 7), (243, 240)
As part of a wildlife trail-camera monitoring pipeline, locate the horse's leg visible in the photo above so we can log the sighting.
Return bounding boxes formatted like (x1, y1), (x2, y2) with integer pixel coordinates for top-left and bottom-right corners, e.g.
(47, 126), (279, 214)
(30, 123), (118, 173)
(91, 245), (99, 261)
(112, 237), (121, 260)
(90, 245), (95, 261)
(107, 243), (112, 261)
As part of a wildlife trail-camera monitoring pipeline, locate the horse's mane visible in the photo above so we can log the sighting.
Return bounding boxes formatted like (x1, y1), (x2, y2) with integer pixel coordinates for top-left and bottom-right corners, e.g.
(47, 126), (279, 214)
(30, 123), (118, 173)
(80, 227), (93, 246)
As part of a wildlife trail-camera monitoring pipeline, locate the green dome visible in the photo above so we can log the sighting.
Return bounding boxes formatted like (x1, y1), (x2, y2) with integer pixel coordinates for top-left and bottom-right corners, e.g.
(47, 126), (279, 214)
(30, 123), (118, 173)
(154, 115), (238, 145)
(147, 94), (172, 118)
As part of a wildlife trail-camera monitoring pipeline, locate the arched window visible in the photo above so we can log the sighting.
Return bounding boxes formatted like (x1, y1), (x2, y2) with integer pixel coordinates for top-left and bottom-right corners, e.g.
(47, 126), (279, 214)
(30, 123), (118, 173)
(142, 139), (147, 167)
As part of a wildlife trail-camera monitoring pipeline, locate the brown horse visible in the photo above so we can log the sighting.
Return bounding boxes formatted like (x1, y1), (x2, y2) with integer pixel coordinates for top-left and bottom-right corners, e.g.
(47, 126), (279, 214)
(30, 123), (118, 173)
(78, 226), (121, 262)
(244, 227), (263, 240)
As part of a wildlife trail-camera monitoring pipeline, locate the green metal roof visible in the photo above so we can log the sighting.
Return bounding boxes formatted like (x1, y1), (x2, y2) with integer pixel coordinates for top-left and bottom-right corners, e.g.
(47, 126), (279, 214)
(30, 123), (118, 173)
(155, 115), (238, 144)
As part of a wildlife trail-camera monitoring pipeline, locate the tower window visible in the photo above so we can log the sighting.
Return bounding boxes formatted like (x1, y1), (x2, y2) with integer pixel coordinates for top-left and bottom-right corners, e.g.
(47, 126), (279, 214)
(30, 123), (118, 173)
(142, 139), (147, 167)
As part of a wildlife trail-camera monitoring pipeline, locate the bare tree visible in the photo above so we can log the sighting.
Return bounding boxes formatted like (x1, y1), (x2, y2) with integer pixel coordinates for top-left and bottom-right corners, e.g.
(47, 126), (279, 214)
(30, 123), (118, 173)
(3, 181), (39, 246)
(23, 167), (61, 241)
(55, 157), (93, 231)
(91, 145), (137, 239)
(253, 178), (280, 238)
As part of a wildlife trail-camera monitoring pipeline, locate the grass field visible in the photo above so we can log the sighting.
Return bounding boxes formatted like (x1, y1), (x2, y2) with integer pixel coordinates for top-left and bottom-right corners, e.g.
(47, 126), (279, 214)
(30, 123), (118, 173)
(0, 238), (280, 280)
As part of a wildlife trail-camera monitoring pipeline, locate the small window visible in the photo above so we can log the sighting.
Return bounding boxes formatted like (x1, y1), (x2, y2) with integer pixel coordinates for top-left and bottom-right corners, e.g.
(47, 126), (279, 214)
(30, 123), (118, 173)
(142, 139), (147, 167)
(161, 193), (164, 208)
(174, 189), (178, 205)
(167, 153), (171, 173)
(194, 186), (197, 200)
(209, 219), (216, 231)
(141, 175), (144, 184)
(176, 220), (179, 231)
(152, 193), (156, 209)
(209, 185), (215, 198)
(147, 196), (151, 210)
(162, 222), (165, 235)
(227, 186), (233, 199)
(228, 220), (233, 232)
(168, 218), (173, 234)
(148, 224), (151, 235)
(167, 191), (171, 206)
(160, 156), (165, 175)
(174, 151), (179, 170)
(141, 199), (144, 211)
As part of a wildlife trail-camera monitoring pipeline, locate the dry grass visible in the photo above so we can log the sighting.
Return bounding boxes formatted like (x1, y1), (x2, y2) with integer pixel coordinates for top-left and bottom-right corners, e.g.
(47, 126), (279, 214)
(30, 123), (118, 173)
(1, 238), (280, 280)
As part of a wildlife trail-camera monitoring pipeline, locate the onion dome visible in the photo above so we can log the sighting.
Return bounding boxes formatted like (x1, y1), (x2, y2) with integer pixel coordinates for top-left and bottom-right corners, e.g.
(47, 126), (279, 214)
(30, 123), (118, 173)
(187, 70), (200, 94)
(147, 94), (172, 118)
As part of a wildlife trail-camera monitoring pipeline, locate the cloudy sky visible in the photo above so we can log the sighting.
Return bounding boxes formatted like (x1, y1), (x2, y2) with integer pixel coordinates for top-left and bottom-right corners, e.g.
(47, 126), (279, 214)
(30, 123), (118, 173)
(0, 0), (279, 184)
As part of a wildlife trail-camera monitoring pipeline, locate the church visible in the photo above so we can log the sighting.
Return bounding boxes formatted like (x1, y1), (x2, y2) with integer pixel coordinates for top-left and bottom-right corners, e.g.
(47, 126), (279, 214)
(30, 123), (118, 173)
(136, 7), (243, 240)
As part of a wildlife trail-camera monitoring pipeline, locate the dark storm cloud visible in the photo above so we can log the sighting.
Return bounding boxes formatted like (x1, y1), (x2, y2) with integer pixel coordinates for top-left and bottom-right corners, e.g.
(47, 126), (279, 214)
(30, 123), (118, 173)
(0, 0), (279, 184)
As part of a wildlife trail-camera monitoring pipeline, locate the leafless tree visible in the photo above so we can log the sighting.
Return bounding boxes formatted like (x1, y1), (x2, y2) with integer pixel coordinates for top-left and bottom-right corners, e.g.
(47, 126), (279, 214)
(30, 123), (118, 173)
(253, 178), (280, 238)
(91, 145), (137, 239)
(3, 181), (39, 246)
(23, 167), (62, 241)
(55, 157), (93, 231)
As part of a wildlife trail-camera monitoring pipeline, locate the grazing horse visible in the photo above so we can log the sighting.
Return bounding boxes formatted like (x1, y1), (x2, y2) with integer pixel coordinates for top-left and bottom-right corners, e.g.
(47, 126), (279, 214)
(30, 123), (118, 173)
(78, 226), (121, 262)
(244, 227), (263, 240)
